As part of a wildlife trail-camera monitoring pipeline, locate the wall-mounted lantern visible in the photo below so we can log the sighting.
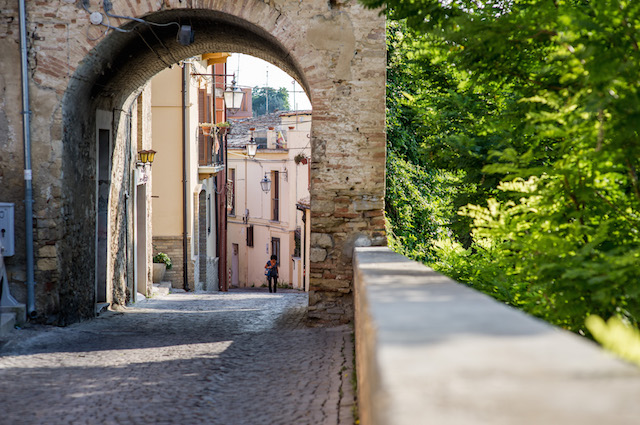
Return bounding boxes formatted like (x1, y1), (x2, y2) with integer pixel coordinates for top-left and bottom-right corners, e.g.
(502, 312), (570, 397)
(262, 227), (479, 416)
(260, 173), (272, 193)
(137, 150), (157, 168)
(247, 140), (258, 159)
(224, 79), (245, 111)
(247, 128), (257, 159)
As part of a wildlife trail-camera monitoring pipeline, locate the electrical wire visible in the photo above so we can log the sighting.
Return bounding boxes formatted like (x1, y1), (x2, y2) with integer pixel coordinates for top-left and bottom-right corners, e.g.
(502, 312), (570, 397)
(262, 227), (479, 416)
(102, 0), (181, 29)
(83, 0), (181, 41)
(147, 25), (180, 65)
(135, 29), (173, 68)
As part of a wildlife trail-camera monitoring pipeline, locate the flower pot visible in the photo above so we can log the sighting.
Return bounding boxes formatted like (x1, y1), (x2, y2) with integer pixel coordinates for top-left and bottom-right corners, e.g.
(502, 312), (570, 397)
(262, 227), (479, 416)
(152, 263), (167, 283)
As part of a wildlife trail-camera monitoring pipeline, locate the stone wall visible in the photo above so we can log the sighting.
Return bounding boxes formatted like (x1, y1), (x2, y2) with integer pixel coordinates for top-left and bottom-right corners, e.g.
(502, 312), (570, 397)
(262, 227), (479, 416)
(152, 236), (186, 290)
(0, 0), (386, 324)
(354, 247), (640, 425)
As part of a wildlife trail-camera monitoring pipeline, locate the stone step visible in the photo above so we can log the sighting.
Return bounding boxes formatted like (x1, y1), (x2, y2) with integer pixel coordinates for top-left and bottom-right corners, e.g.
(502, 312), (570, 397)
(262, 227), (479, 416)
(0, 312), (16, 336)
(152, 282), (171, 296)
(95, 302), (110, 315)
(0, 303), (26, 326)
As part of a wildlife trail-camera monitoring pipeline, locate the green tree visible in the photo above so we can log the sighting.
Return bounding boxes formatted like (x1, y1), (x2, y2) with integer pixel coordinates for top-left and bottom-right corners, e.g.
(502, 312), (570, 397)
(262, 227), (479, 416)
(252, 87), (290, 116)
(385, 21), (464, 261)
(366, 0), (640, 334)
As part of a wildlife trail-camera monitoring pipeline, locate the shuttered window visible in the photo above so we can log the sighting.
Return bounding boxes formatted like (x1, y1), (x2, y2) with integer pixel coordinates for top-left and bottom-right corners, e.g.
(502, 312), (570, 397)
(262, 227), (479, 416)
(198, 89), (213, 166)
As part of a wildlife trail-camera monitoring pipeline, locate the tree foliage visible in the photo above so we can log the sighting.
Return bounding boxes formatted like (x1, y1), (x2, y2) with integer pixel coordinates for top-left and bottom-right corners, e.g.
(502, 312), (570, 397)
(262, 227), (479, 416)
(252, 87), (290, 116)
(369, 0), (640, 334)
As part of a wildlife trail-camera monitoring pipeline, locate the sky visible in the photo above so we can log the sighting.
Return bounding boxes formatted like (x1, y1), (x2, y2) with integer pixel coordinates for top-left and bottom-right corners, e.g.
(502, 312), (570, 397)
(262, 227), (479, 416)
(227, 54), (312, 111)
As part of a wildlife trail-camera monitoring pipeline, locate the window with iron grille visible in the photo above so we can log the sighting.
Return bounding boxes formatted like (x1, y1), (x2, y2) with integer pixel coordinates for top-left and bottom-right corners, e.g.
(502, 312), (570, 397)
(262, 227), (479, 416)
(246, 225), (254, 247)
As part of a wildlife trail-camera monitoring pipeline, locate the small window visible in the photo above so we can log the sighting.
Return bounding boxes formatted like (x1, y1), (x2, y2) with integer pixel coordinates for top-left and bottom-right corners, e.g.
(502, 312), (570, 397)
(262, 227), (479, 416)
(246, 225), (254, 247)
(228, 168), (236, 216)
(271, 237), (281, 262)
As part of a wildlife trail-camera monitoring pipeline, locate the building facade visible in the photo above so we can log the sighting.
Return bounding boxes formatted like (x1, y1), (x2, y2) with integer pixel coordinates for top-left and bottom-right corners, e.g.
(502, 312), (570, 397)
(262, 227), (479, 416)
(227, 112), (311, 290)
(150, 56), (229, 292)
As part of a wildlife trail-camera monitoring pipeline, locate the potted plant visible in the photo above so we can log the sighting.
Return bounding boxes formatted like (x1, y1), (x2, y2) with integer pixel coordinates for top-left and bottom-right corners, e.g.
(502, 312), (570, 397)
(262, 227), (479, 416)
(152, 252), (172, 283)
(199, 123), (214, 136)
(294, 152), (308, 165)
(215, 121), (231, 135)
(294, 152), (305, 165)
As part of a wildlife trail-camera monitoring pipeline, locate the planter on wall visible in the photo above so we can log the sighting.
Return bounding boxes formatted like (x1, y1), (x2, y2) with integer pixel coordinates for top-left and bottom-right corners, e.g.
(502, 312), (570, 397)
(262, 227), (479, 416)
(152, 263), (166, 283)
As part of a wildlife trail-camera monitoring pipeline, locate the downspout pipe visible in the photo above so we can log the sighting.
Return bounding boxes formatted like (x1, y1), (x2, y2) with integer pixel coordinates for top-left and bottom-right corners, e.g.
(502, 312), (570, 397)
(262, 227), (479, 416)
(18, 0), (36, 317)
(181, 63), (190, 291)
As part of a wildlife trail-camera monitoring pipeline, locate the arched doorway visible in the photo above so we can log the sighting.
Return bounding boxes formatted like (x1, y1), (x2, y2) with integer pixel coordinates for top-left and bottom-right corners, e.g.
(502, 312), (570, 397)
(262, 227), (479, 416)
(4, 1), (386, 324)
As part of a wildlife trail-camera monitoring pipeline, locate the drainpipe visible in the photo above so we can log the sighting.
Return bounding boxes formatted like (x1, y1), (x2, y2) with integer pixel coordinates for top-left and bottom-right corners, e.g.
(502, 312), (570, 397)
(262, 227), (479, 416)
(18, 0), (35, 317)
(182, 63), (190, 291)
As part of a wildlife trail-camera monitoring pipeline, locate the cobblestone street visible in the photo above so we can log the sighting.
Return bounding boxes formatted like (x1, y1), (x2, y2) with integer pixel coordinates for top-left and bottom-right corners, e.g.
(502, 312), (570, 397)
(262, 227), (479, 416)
(0, 290), (355, 425)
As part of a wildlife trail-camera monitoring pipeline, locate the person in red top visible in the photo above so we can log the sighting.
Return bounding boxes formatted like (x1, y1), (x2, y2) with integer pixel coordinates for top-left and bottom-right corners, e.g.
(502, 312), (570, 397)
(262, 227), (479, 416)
(264, 255), (279, 293)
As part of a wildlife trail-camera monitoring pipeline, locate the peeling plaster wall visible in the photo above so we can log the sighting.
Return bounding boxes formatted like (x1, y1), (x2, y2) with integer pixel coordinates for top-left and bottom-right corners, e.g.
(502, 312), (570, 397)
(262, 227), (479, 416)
(0, 0), (385, 324)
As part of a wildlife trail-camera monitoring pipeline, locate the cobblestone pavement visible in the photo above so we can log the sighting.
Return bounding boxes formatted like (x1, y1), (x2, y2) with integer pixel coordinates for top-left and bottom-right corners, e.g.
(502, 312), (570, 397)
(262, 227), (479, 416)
(0, 289), (356, 425)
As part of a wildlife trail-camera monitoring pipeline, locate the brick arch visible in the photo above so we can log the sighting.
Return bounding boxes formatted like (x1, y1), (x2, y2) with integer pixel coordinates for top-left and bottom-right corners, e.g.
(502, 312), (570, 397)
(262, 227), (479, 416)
(43, 1), (385, 324)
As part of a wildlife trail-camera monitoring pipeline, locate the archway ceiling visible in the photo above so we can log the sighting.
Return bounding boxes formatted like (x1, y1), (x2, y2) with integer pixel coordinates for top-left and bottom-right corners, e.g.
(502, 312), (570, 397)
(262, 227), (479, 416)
(74, 9), (308, 104)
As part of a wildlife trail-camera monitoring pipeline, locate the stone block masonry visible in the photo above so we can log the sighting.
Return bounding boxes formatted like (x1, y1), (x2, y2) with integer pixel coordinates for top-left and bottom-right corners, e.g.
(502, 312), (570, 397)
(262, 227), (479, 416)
(0, 0), (386, 324)
(152, 237), (186, 290)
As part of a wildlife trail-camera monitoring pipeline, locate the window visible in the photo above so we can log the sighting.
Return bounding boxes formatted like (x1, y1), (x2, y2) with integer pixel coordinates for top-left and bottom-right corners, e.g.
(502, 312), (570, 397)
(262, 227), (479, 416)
(228, 168), (236, 216)
(246, 225), (254, 247)
(271, 170), (279, 221)
(271, 237), (281, 263)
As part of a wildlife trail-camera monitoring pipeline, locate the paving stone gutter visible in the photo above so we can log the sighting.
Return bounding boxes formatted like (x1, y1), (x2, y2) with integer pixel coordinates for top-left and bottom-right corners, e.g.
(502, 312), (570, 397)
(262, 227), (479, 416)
(353, 247), (640, 425)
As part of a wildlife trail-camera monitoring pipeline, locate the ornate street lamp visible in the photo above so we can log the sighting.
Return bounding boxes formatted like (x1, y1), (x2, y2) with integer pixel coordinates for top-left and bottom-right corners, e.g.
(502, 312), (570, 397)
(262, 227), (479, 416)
(224, 79), (245, 111)
(247, 127), (257, 158)
(260, 173), (272, 193)
(247, 140), (258, 159)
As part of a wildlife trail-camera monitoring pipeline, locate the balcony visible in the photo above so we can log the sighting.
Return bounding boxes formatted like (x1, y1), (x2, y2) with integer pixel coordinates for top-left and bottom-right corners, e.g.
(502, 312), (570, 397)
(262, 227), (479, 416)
(198, 127), (226, 180)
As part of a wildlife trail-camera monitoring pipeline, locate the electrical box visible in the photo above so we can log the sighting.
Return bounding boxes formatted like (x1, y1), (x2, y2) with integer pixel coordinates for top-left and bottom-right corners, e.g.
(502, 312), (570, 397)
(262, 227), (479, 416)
(0, 203), (15, 257)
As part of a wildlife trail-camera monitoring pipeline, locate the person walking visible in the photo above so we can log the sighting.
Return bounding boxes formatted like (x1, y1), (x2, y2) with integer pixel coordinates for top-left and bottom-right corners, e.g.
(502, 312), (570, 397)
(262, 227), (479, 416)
(265, 255), (279, 293)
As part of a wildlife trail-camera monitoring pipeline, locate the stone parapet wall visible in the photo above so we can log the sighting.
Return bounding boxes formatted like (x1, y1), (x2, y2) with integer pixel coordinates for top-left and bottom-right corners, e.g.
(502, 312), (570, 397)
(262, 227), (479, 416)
(353, 247), (640, 425)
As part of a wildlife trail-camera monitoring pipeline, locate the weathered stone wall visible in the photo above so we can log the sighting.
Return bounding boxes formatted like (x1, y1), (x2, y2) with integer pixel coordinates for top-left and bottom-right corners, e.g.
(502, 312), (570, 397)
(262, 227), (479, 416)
(0, 0), (385, 324)
(139, 84), (154, 296)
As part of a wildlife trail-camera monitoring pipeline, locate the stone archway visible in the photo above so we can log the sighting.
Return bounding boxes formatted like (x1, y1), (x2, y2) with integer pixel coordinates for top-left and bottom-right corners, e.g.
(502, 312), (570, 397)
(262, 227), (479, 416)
(0, 1), (385, 325)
